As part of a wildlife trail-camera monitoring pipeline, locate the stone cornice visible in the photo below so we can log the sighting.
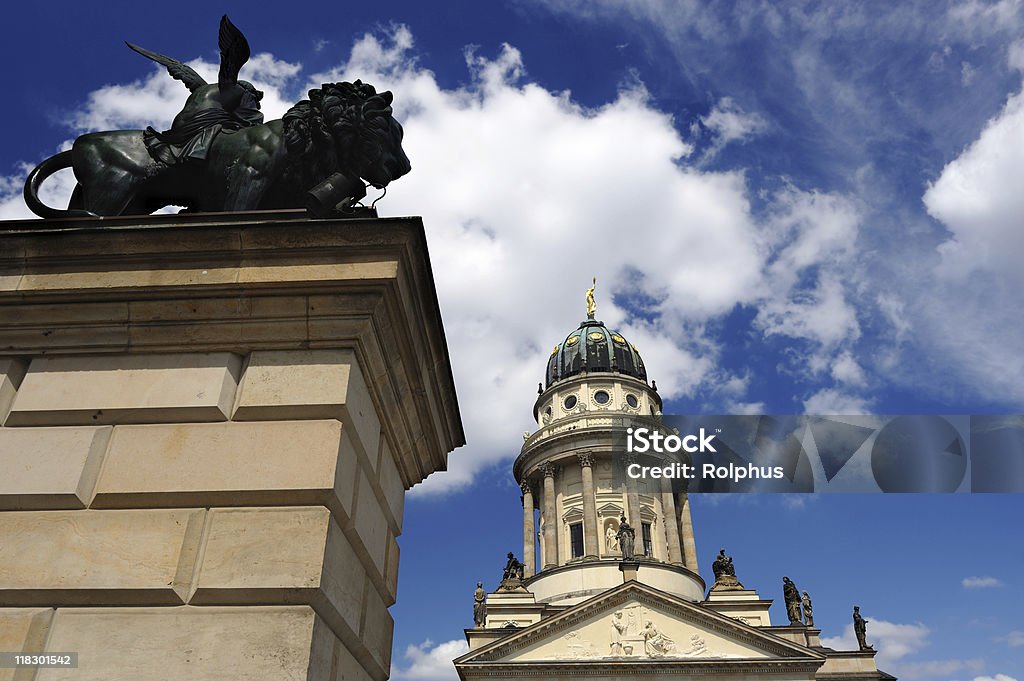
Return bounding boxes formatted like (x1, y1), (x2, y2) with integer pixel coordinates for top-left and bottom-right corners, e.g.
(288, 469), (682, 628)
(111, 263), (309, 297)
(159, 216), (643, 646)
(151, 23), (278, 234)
(457, 658), (824, 676)
(0, 211), (465, 488)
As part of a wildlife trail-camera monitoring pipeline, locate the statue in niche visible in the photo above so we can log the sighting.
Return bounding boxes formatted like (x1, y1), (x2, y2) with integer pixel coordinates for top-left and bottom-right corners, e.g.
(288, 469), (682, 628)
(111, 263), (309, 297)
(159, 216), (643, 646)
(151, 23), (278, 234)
(615, 516), (636, 560)
(710, 548), (745, 591)
(23, 15), (410, 219)
(472, 582), (486, 628)
(802, 591), (814, 627)
(783, 577), (803, 625)
(606, 524), (619, 553)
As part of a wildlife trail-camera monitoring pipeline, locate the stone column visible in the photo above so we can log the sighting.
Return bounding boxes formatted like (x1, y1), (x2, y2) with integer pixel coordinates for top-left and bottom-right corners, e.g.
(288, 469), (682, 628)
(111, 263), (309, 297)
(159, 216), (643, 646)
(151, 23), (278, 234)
(577, 453), (600, 560)
(540, 463), (558, 568)
(521, 480), (535, 577)
(622, 453), (643, 558)
(677, 491), (699, 573)
(659, 477), (684, 564)
(0, 213), (465, 681)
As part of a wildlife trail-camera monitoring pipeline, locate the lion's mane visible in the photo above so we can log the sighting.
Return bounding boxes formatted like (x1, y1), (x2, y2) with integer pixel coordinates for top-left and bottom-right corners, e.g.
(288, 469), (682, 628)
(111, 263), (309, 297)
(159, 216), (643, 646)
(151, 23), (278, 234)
(282, 79), (399, 189)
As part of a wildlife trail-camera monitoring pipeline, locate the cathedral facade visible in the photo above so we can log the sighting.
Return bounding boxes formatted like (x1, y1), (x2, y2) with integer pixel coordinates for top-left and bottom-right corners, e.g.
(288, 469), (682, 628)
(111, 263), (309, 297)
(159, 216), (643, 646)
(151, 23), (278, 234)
(455, 296), (893, 681)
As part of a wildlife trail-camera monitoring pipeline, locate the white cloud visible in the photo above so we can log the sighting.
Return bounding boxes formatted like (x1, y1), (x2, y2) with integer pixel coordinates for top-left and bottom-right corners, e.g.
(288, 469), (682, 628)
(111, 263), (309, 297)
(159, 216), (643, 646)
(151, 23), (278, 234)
(831, 351), (866, 386)
(999, 630), (1024, 646)
(925, 88), (1024, 282)
(392, 639), (468, 681)
(918, 85), (1024, 404)
(901, 659), (984, 680)
(1009, 38), (1024, 70)
(698, 97), (769, 160)
(970, 675), (1019, 681)
(962, 576), (1004, 588)
(802, 388), (871, 415)
(897, 658), (985, 680)
(822, 616), (930, 669)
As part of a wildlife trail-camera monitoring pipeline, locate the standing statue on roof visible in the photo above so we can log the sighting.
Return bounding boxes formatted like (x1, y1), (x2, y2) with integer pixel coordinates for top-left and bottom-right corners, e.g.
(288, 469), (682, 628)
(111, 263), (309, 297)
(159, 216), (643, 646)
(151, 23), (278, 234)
(586, 276), (597, 320)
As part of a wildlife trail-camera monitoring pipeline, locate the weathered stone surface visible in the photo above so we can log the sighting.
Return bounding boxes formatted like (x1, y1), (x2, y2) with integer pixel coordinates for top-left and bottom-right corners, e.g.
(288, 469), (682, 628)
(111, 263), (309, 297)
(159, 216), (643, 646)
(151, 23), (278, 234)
(237, 258), (399, 286)
(6, 354), (241, 426)
(360, 585), (394, 674)
(92, 421), (357, 520)
(383, 532), (400, 605)
(0, 608), (53, 681)
(0, 358), (27, 424)
(36, 606), (337, 681)
(376, 440), (404, 533)
(233, 350), (381, 463)
(0, 509), (204, 605)
(352, 469), (389, 578)
(0, 426), (111, 509)
(192, 507), (366, 640)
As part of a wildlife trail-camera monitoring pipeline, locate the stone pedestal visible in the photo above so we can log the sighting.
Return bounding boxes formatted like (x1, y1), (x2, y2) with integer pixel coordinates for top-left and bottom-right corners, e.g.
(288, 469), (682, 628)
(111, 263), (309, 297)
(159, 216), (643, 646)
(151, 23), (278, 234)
(704, 587), (774, 627)
(0, 210), (464, 681)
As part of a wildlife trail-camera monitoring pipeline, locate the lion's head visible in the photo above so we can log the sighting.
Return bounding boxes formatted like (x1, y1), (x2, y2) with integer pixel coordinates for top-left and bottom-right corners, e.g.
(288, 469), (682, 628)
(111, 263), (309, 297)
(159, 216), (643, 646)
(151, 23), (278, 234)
(283, 80), (411, 190)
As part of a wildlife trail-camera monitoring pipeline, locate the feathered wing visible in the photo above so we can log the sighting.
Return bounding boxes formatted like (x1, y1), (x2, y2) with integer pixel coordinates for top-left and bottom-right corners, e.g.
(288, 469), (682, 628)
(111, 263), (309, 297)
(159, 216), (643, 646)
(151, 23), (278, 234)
(125, 42), (207, 92)
(218, 15), (251, 88)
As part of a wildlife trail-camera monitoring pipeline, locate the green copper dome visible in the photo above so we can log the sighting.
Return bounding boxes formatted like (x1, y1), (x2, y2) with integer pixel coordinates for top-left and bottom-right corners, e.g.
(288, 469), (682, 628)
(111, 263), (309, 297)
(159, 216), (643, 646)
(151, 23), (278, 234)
(545, 320), (648, 388)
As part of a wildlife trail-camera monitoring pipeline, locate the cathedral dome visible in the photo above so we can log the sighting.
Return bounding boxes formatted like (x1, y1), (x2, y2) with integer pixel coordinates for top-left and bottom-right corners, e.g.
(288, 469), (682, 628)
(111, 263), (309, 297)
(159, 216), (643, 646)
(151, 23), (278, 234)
(545, 319), (648, 388)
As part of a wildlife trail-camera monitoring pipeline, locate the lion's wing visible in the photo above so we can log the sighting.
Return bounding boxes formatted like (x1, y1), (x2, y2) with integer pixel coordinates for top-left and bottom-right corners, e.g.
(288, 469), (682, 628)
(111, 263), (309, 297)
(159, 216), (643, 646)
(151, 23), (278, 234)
(125, 42), (207, 92)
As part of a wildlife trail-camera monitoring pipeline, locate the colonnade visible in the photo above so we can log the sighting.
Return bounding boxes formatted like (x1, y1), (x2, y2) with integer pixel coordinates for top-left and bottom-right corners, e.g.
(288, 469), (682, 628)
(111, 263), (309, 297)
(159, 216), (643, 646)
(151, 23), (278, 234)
(519, 453), (699, 576)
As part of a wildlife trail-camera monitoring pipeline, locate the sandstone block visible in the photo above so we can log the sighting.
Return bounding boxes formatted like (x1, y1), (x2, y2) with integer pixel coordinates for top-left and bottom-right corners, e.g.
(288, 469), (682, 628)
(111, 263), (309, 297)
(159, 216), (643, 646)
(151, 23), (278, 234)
(192, 507), (366, 640)
(359, 584), (393, 673)
(0, 426), (110, 510)
(383, 533), (400, 605)
(352, 470), (389, 579)
(0, 358), (27, 424)
(0, 509), (204, 605)
(233, 350), (381, 467)
(376, 440), (404, 532)
(37, 606), (342, 681)
(92, 421), (357, 521)
(0, 608), (53, 681)
(6, 353), (241, 426)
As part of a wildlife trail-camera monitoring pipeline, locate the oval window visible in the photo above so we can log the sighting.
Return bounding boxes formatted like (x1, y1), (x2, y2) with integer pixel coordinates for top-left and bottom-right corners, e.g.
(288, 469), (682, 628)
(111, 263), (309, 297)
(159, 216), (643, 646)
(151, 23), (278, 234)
(626, 394), (639, 408)
(594, 390), (610, 404)
(564, 395), (578, 410)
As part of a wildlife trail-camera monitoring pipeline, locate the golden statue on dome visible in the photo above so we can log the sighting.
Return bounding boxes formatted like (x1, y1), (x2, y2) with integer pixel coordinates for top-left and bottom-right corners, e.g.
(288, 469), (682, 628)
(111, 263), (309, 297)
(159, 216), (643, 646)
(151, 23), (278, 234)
(586, 276), (597, 320)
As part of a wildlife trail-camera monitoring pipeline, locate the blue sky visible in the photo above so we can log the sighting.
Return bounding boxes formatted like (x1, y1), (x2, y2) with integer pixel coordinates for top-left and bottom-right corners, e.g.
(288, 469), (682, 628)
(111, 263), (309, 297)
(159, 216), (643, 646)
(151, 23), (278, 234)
(2, 2), (1023, 680)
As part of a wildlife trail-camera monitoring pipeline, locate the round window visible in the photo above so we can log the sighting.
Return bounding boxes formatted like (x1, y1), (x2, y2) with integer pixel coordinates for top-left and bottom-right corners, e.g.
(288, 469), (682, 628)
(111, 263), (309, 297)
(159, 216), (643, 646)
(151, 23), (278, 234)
(626, 394), (639, 408)
(594, 390), (610, 404)
(564, 395), (578, 410)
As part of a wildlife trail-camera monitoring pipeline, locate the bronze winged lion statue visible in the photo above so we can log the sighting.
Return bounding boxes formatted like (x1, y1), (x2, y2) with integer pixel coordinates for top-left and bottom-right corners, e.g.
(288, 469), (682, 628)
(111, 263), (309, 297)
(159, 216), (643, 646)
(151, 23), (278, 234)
(24, 16), (411, 218)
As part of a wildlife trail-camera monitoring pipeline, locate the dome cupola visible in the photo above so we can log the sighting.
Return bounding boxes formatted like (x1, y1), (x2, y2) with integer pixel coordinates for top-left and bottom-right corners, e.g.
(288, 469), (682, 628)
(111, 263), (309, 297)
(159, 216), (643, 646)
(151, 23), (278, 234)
(545, 319), (647, 388)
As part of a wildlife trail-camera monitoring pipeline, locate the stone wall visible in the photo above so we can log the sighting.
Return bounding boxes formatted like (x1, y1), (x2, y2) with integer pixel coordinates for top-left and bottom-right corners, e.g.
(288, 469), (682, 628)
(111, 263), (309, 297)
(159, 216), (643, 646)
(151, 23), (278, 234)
(0, 211), (464, 681)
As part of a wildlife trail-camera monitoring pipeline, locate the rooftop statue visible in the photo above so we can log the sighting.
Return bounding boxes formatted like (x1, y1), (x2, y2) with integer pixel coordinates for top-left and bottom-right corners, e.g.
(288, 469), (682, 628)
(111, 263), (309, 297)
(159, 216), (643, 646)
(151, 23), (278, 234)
(24, 15), (410, 219)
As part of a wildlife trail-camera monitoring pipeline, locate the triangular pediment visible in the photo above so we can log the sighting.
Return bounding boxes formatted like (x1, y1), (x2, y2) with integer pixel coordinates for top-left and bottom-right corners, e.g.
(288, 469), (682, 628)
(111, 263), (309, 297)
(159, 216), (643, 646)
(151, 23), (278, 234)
(457, 581), (822, 667)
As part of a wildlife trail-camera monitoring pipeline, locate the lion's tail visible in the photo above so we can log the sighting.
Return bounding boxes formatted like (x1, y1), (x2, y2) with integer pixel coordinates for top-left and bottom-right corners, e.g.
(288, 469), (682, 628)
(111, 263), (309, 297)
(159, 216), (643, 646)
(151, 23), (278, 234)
(23, 151), (97, 219)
